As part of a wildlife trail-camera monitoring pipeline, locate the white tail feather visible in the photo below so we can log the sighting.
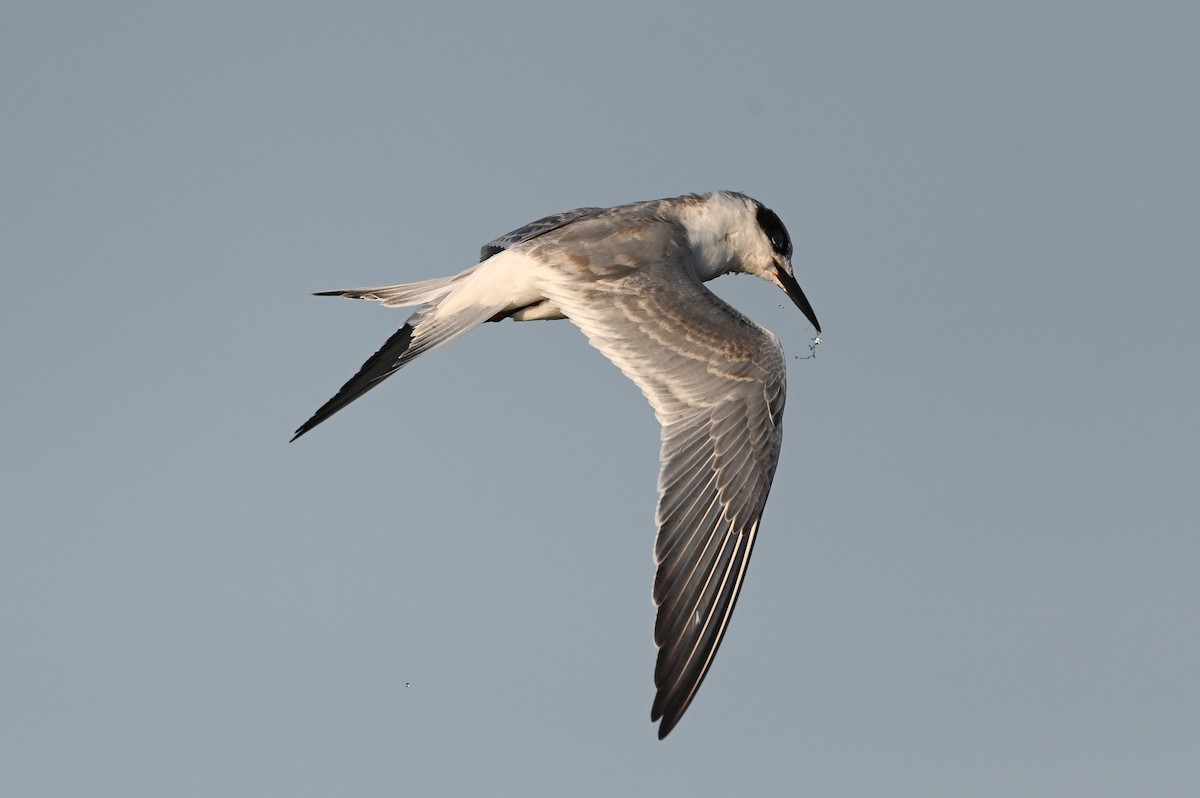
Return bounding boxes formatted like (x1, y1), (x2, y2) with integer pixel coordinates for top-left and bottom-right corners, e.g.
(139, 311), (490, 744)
(317, 270), (474, 307)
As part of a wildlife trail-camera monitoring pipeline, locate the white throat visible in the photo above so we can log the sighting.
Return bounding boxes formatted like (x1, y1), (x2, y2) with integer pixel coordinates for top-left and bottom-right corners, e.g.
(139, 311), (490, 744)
(677, 193), (754, 281)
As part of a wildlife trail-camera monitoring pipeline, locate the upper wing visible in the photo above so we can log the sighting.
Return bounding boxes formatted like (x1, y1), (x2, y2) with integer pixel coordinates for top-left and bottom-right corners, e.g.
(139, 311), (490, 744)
(535, 223), (788, 738)
(479, 206), (605, 261)
(291, 298), (506, 441)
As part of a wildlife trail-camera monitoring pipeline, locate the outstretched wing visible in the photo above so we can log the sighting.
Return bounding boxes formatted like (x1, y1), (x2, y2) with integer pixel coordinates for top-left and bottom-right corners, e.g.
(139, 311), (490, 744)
(535, 222), (788, 738)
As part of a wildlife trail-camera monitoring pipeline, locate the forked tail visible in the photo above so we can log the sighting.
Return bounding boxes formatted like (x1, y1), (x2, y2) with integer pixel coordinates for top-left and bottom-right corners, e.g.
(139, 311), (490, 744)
(311, 272), (466, 307)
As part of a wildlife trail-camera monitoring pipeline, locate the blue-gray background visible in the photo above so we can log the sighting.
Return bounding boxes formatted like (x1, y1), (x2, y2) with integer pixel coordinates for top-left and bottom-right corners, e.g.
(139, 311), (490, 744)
(4, 2), (1198, 795)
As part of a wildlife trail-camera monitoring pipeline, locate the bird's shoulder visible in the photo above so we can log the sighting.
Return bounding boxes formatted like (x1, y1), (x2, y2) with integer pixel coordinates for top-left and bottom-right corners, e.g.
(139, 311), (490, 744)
(479, 198), (689, 262)
(479, 206), (607, 262)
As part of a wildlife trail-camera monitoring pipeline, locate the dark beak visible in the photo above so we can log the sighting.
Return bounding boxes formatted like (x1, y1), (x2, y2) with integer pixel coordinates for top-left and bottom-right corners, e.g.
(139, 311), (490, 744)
(774, 262), (821, 333)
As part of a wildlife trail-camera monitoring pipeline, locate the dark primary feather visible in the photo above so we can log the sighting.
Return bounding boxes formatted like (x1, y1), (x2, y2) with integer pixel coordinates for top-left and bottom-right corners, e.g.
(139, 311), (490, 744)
(290, 324), (416, 441)
(290, 301), (504, 441)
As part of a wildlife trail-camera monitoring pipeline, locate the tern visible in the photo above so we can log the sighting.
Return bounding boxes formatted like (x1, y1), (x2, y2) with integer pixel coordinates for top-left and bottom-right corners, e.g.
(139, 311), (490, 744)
(293, 191), (821, 738)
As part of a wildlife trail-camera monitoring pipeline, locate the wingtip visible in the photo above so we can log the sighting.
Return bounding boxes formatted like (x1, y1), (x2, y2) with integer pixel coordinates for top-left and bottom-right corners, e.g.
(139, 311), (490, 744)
(290, 415), (320, 442)
(653, 708), (680, 740)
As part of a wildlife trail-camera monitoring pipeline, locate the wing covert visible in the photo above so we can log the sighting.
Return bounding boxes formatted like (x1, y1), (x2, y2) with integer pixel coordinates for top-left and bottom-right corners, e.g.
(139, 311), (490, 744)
(479, 207), (605, 261)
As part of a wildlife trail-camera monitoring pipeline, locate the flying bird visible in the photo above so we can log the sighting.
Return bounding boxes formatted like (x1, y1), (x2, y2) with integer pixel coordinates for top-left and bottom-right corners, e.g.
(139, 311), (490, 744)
(293, 191), (821, 738)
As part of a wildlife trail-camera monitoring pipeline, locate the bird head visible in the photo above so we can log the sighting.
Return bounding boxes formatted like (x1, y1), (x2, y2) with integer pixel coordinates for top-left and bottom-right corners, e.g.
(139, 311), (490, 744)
(688, 192), (821, 334)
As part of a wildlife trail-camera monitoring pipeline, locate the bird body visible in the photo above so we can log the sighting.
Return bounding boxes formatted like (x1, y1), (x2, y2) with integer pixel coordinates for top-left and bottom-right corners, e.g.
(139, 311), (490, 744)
(294, 191), (820, 737)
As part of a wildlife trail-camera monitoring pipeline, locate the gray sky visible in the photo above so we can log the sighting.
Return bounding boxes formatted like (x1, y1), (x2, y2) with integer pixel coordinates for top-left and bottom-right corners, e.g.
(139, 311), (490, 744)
(4, 2), (1198, 796)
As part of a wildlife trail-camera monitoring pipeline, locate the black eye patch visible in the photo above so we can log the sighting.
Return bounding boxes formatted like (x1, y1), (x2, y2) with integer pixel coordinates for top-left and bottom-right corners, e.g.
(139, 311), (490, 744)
(754, 203), (792, 261)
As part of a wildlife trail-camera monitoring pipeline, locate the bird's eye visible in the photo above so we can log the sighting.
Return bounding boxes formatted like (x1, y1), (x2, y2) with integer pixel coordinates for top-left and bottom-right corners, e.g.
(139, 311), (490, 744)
(754, 204), (792, 261)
